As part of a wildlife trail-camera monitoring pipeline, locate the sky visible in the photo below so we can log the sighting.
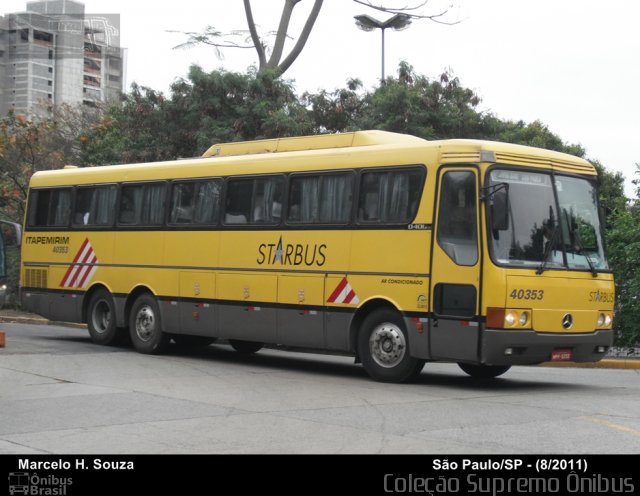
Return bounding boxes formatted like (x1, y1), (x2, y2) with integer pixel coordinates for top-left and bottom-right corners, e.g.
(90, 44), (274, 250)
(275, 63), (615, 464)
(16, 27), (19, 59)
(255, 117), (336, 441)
(4, 0), (640, 196)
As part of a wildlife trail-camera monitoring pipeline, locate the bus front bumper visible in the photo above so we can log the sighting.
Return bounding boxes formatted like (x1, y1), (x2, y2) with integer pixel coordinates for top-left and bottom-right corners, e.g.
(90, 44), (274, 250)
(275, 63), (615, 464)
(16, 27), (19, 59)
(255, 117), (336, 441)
(480, 329), (614, 366)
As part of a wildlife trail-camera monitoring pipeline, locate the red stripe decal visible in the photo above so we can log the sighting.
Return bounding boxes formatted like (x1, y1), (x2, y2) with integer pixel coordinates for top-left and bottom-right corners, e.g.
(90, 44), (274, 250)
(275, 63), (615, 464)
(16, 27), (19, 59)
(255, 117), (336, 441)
(327, 277), (348, 303)
(67, 247), (94, 287)
(343, 289), (356, 304)
(60, 238), (90, 285)
(76, 253), (98, 287)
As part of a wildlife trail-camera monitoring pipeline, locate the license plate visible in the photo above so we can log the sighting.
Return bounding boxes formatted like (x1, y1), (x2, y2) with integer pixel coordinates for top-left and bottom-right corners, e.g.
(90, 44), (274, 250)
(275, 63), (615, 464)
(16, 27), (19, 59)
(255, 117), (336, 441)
(551, 349), (573, 361)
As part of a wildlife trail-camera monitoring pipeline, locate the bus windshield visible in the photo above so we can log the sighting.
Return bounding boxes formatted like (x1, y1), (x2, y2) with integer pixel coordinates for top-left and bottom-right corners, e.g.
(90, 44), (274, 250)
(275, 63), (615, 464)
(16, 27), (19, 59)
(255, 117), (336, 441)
(488, 169), (608, 272)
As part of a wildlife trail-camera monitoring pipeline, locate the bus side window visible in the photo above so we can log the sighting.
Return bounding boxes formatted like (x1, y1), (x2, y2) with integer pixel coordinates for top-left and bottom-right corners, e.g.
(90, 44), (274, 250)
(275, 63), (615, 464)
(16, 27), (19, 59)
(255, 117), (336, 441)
(72, 185), (117, 227)
(357, 168), (424, 224)
(27, 188), (72, 228)
(224, 179), (251, 224)
(288, 173), (353, 225)
(119, 185), (141, 225)
(251, 177), (283, 224)
(193, 180), (221, 225)
(170, 180), (221, 226)
(225, 176), (283, 226)
(118, 183), (165, 226)
(170, 182), (196, 224)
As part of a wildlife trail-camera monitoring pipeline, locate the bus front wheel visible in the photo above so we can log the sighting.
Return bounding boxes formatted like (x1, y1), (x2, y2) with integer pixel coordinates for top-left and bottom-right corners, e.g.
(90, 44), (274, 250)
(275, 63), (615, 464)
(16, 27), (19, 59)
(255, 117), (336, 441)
(129, 294), (169, 354)
(358, 308), (425, 383)
(87, 289), (123, 346)
(458, 363), (511, 379)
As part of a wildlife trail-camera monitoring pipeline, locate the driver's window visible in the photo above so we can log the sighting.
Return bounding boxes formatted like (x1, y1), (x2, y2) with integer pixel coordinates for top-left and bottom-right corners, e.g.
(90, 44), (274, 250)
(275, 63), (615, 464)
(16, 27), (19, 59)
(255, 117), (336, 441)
(437, 171), (478, 266)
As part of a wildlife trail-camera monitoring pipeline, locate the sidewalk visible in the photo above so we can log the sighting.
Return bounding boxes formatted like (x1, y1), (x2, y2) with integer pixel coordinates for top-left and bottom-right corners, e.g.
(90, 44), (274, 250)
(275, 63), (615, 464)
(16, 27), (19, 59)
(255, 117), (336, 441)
(0, 308), (86, 328)
(1, 309), (638, 368)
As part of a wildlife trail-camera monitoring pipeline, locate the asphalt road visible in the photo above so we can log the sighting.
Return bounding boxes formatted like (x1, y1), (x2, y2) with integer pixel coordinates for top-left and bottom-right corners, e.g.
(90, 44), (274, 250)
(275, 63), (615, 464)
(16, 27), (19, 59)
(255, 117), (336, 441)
(1, 323), (639, 454)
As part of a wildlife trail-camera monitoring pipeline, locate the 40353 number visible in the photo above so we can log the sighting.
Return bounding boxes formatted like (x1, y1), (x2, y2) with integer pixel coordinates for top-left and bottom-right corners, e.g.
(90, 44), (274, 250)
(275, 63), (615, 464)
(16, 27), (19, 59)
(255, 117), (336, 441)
(510, 289), (544, 300)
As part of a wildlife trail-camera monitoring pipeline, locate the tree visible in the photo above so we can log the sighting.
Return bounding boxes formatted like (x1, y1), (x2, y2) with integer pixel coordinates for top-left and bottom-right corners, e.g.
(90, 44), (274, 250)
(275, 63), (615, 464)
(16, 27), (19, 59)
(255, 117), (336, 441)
(82, 66), (314, 165)
(606, 205), (640, 348)
(0, 113), (70, 223)
(173, 1), (458, 76)
(303, 78), (364, 133)
(0, 109), (98, 307)
(351, 63), (484, 139)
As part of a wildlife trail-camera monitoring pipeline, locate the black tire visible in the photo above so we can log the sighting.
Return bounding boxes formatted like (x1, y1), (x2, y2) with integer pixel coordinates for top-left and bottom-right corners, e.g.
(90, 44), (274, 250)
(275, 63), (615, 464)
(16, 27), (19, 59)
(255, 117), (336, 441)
(87, 289), (123, 346)
(229, 339), (264, 354)
(357, 308), (425, 383)
(172, 335), (216, 347)
(128, 293), (169, 354)
(458, 363), (511, 379)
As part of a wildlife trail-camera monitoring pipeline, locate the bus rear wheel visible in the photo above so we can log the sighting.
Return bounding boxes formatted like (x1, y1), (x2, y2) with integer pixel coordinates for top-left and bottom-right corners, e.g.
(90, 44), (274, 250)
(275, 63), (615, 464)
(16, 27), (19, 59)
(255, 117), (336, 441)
(358, 308), (425, 383)
(229, 340), (263, 354)
(87, 289), (124, 346)
(129, 293), (169, 354)
(458, 363), (511, 379)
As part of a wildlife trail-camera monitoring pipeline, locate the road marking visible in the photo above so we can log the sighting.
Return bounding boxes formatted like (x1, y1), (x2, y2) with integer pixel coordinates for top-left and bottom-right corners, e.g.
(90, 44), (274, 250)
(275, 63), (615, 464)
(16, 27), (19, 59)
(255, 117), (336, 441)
(578, 416), (640, 437)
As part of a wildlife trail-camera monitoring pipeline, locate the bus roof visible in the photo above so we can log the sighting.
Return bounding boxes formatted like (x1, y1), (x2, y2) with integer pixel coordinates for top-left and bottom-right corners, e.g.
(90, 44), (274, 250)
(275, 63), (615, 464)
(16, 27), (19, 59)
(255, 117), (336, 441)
(202, 131), (595, 176)
(201, 130), (426, 158)
(29, 130), (596, 187)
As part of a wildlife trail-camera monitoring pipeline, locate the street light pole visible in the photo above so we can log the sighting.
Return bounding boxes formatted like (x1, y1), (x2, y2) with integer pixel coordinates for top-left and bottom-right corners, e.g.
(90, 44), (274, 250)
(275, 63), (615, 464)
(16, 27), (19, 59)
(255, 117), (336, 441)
(380, 26), (386, 81)
(354, 13), (412, 81)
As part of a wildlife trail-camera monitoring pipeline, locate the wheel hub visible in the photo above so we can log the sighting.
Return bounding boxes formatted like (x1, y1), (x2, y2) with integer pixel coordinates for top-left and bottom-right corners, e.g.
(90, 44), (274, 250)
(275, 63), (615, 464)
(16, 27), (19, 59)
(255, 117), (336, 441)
(92, 300), (112, 334)
(135, 305), (155, 342)
(370, 324), (406, 368)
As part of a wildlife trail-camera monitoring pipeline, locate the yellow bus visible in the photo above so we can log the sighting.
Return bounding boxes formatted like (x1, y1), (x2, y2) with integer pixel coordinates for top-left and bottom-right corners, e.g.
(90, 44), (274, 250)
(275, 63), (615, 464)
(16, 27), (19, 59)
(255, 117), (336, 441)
(20, 131), (615, 382)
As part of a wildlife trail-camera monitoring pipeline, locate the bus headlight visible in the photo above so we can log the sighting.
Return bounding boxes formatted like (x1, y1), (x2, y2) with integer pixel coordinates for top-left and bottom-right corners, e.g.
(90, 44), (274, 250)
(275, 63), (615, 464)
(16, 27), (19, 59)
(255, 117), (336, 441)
(505, 311), (517, 327)
(487, 307), (532, 329)
(597, 312), (613, 329)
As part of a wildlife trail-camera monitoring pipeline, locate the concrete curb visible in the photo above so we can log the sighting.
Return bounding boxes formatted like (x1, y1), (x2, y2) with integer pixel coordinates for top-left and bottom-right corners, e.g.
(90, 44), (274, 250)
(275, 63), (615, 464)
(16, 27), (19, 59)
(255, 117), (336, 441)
(0, 315), (49, 326)
(540, 359), (640, 370)
(0, 315), (86, 329)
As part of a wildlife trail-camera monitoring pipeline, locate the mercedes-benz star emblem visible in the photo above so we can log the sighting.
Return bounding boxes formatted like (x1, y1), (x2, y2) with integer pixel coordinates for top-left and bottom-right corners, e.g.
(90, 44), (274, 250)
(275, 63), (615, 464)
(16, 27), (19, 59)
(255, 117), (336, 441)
(562, 313), (574, 330)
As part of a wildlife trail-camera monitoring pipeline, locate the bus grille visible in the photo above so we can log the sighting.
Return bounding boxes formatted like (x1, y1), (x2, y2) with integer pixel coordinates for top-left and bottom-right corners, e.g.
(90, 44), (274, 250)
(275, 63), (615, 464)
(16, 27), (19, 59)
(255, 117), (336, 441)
(25, 268), (48, 288)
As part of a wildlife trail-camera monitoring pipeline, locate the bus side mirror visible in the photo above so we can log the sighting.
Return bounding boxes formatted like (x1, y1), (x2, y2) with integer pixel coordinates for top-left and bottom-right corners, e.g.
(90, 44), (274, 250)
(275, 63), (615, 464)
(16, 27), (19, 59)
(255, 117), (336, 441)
(0, 221), (21, 248)
(491, 189), (509, 231)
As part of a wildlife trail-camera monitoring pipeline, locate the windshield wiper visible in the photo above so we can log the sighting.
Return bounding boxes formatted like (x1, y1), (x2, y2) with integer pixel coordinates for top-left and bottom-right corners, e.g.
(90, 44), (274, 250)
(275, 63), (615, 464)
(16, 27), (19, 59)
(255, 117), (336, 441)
(536, 224), (560, 275)
(580, 248), (598, 277)
(571, 225), (598, 278)
(563, 209), (598, 278)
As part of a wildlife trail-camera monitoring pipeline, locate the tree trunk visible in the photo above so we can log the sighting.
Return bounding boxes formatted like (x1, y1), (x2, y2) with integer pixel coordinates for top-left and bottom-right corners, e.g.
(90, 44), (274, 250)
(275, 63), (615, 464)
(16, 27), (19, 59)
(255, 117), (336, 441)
(243, 0), (324, 76)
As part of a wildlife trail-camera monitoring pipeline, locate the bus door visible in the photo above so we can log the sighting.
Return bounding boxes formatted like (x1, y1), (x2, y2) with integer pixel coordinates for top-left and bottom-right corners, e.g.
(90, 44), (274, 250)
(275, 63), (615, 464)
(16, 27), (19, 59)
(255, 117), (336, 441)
(429, 168), (481, 361)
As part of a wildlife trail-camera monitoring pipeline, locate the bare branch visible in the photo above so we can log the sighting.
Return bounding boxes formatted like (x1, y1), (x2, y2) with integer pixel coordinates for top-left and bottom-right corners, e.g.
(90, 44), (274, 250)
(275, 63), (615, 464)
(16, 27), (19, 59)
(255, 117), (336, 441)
(354, 0), (431, 12)
(168, 27), (255, 59)
(352, 0), (460, 24)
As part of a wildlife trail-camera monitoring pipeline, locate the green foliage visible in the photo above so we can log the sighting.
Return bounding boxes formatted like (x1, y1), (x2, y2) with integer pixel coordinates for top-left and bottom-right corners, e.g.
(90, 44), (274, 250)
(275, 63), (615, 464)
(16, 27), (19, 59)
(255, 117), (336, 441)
(606, 206), (640, 348)
(303, 78), (364, 133)
(81, 66), (314, 164)
(0, 112), (70, 223)
(356, 63), (485, 139)
(487, 118), (586, 156)
(591, 160), (627, 225)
